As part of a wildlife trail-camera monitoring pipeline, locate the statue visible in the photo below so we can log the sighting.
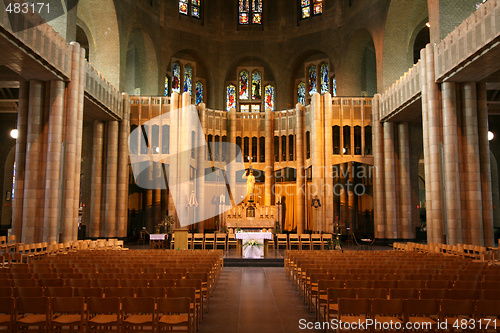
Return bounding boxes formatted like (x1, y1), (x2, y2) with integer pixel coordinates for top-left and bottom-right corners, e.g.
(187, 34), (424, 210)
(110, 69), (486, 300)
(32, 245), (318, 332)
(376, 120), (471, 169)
(242, 168), (255, 201)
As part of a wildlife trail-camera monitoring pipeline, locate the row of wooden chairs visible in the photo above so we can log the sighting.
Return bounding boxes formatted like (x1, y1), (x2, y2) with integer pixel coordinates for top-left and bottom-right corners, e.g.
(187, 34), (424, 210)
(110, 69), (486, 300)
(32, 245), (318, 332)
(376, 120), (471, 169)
(0, 296), (193, 333)
(323, 297), (500, 332)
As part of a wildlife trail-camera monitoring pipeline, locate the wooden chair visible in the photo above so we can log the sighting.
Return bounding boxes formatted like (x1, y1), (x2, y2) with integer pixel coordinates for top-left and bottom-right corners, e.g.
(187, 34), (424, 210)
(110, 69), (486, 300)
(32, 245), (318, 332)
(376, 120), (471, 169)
(439, 299), (475, 327)
(321, 234), (333, 249)
(0, 297), (14, 331)
(15, 297), (50, 333)
(325, 288), (356, 322)
(311, 234), (323, 250)
(165, 287), (197, 328)
(475, 300), (500, 332)
(289, 234), (300, 250)
(157, 297), (192, 333)
(192, 233), (204, 250)
(227, 233), (237, 250)
(87, 297), (121, 332)
(299, 234), (311, 250)
(276, 234), (288, 250)
(50, 296), (85, 332)
(406, 299), (439, 331)
(371, 298), (405, 331)
(122, 297), (155, 333)
(204, 234), (215, 250)
(337, 298), (371, 331)
(215, 233), (227, 251)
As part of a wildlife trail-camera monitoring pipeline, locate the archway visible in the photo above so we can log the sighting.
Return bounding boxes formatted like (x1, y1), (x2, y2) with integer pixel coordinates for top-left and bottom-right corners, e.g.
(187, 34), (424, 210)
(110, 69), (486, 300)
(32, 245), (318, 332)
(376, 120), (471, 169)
(125, 29), (159, 95)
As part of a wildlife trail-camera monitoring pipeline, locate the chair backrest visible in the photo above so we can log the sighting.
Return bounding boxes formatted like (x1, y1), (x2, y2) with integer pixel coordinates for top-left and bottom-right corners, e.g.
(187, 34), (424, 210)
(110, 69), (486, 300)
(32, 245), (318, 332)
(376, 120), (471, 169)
(338, 298), (370, 316)
(389, 288), (418, 299)
(157, 296), (190, 314)
(277, 234), (287, 241)
(476, 299), (500, 316)
(371, 298), (404, 316)
(87, 297), (120, 314)
(104, 287), (135, 298)
(15, 286), (44, 297)
(74, 287), (103, 298)
(300, 234), (310, 241)
(136, 287), (165, 298)
(166, 287), (196, 302)
(46, 286), (74, 297)
(16, 296), (48, 315)
(122, 296), (154, 315)
(51, 296), (84, 314)
(439, 299), (474, 316)
(406, 299), (439, 316)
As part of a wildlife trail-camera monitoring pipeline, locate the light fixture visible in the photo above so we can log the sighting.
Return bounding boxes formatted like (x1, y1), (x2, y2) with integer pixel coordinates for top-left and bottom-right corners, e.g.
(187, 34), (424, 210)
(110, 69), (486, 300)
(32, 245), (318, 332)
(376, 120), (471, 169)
(10, 129), (18, 139)
(155, 147), (160, 153)
(488, 131), (494, 141)
(426, 22), (430, 28)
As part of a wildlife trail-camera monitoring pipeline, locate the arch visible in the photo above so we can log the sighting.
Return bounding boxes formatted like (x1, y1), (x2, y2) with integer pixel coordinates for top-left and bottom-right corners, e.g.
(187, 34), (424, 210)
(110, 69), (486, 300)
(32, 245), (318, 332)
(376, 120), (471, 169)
(77, 0), (120, 88)
(341, 29), (377, 96)
(382, 0), (428, 90)
(125, 28), (159, 95)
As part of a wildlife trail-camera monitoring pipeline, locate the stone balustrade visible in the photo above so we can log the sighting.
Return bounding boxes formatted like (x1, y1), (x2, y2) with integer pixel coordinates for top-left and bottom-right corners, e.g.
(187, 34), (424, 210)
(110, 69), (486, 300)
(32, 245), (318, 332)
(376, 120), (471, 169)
(0, 0), (71, 79)
(434, 0), (500, 82)
(378, 61), (421, 121)
(85, 61), (123, 119)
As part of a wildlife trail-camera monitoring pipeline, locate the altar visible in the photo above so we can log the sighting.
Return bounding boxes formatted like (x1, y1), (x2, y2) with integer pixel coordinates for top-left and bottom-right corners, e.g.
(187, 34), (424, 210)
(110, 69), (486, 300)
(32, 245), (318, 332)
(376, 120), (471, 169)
(149, 234), (168, 249)
(225, 203), (277, 230)
(235, 232), (273, 258)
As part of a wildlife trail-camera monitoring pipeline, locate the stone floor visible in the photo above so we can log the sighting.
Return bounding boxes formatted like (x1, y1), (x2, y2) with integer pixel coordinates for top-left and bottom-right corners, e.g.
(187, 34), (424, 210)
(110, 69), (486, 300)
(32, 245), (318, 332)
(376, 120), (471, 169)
(198, 267), (320, 333)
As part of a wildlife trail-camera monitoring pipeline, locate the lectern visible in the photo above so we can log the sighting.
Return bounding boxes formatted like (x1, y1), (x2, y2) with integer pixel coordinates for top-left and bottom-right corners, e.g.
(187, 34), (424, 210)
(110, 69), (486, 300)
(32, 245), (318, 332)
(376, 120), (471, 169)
(173, 229), (189, 250)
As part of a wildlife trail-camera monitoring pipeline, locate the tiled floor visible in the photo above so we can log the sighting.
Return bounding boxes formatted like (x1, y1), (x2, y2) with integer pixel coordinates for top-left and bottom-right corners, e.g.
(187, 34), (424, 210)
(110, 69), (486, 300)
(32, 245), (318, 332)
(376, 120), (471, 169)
(199, 267), (320, 333)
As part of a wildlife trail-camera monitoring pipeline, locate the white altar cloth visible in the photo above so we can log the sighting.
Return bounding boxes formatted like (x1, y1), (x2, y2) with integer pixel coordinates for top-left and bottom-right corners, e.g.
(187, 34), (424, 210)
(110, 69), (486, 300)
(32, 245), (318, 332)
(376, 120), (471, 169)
(236, 232), (272, 258)
(149, 234), (167, 240)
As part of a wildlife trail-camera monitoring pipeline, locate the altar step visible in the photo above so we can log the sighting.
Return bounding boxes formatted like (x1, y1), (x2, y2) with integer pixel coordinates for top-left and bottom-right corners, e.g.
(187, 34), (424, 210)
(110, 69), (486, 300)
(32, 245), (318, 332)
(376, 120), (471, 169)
(224, 258), (284, 267)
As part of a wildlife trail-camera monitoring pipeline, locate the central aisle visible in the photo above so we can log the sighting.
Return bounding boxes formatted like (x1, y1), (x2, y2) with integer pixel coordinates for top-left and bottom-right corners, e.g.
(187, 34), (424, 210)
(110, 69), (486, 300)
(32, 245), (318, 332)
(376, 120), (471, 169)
(199, 267), (319, 333)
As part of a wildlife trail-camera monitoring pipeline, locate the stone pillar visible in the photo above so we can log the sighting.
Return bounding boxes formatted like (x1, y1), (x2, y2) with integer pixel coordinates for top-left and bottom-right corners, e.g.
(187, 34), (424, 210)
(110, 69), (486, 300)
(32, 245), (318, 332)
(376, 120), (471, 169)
(12, 81), (29, 241)
(347, 161), (356, 233)
(117, 93), (131, 238)
(295, 103), (305, 234)
(42, 80), (65, 243)
(462, 82), (484, 246)
(265, 107), (274, 207)
(477, 83), (494, 247)
(61, 42), (81, 242)
(73, 47), (85, 241)
(372, 94), (385, 238)
(311, 92), (324, 232)
(228, 108), (237, 206)
(383, 122), (398, 239)
(21, 80), (44, 244)
(196, 103), (206, 233)
(89, 121), (103, 238)
(167, 93), (179, 225)
(425, 44), (444, 244)
(104, 121), (119, 237)
(398, 122), (412, 239)
(324, 93), (334, 233)
(441, 81), (462, 245)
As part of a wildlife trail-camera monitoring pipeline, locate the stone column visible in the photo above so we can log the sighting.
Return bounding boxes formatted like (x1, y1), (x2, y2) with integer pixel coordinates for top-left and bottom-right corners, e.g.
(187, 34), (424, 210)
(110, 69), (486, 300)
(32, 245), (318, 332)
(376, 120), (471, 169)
(12, 81), (29, 240)
(196, 103), (206, 233)
(104, 121), (119, 237)
(462, 82), (484, 246)
(117, 93), (131, 238)
(324, 93), (334, 233)
(42, 80), (65, 243)
(347, 161), (356, 233)
(89, 121), (103, 238)
(372, 94), (385, 239)
(311, 92), (324, 232)
(295, 103), (305, 234)
(398, 122), (412, 239)
(384, 122), (398, 239)
(61, 42), (81, 242)
(167, 93), (179, 226)
(441, 81), (462, 245)
(227, 108), (237, 206)
(265, 107), (274, 207)
(73, 47), (86, 241)
(425, 44), (444, 244)
(477, 82), (494, 247)
(21, 80), (44, 244)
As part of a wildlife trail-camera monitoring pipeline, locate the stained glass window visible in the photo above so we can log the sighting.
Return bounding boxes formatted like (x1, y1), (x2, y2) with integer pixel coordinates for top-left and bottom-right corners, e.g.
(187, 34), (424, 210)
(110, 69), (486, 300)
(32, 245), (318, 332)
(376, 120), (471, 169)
(239, 0), (262, 25)
(179, 0), (201, 19)
(179, 0), (188, 14)
(332, 77), (337, 97)
(251, 71), (262, 100)
(164, 76), (169, 96)
(298, 82), (306, 105)
(195, 81), (203, 105)
(172, 63), (181, 93)
(320, 63), (329, 94)
(301, 0), (322, 19)
(265, 84), (274, 110)
(184, 65), (193, 94)
(308, 65), (317, 95)
(227, 85), (236, 111)
(239, 71), (249, 100)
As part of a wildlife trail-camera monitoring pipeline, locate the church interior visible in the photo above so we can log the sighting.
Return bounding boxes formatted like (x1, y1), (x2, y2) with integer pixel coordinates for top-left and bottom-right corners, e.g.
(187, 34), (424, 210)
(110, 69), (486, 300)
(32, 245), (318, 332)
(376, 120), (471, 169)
(1, 0), (500, 332)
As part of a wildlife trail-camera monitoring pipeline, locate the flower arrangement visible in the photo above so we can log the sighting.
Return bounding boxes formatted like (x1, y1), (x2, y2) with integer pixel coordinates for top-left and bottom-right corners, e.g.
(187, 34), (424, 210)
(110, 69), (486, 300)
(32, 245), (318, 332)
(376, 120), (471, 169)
(243, 239), (264, 250)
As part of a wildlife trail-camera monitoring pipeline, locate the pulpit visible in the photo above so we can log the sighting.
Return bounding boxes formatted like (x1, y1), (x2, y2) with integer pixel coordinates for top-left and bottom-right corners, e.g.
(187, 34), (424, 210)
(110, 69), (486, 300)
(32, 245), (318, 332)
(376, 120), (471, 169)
(173, 229), (189, 250)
